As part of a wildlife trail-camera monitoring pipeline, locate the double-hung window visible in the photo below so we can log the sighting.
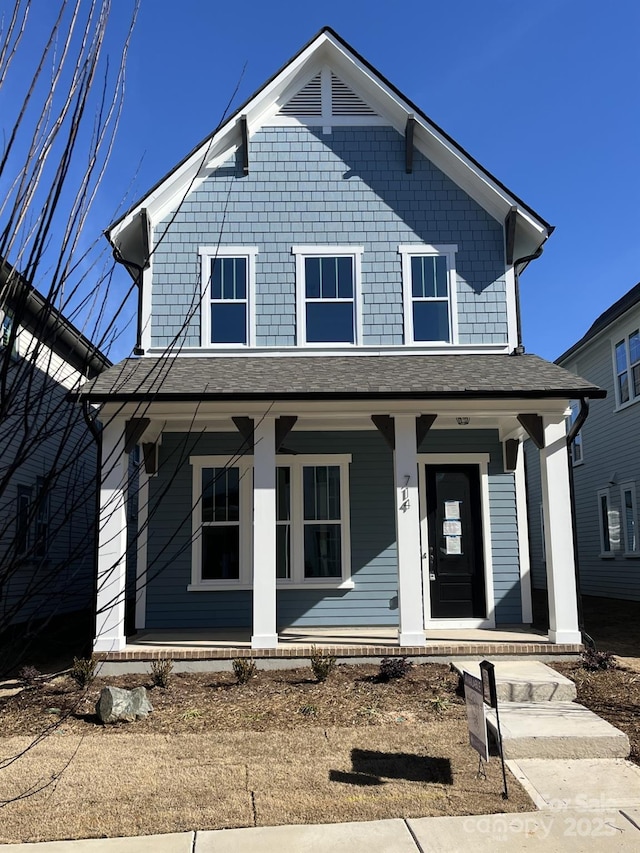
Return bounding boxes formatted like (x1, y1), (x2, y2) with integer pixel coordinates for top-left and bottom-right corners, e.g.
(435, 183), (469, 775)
(199, 247), (257, 346)
(620, 482), (638, 555)
(614, 329), (640, 406)
(33, 476), (50, 558)
(399, 244), (457, 344)
(293, 246), (363, 345)
(190, 455), (351, 589)
(190, 457), (253, 587)
(16, 485), (31, 555)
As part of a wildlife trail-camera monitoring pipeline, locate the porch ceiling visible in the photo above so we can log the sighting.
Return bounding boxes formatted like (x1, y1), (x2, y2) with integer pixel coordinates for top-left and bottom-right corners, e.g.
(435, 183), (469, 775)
(80, 353), (604, 403)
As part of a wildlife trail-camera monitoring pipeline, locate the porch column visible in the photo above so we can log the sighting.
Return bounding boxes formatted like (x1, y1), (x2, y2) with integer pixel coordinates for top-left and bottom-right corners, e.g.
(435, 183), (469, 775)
(540, 417), (581, 644)
(393, 415), (426, 646)
(93, 418), (128, 652)
(251, 415), (278, 648)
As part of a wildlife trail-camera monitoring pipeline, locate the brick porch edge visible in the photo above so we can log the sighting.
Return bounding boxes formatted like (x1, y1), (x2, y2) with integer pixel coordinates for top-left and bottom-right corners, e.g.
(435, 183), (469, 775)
(96, 642), (583, 661)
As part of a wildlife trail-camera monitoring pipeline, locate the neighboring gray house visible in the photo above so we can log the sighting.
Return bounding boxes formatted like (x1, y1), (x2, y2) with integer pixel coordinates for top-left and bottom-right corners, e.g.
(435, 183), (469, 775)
(0, 259), (110, 651)
(528, 283), (640, 601)
(80, 28), (604, 653)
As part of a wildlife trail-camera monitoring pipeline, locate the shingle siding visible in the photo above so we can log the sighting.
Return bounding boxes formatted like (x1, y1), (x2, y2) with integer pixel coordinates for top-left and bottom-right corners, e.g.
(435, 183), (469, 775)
(151, 126), (507, 350)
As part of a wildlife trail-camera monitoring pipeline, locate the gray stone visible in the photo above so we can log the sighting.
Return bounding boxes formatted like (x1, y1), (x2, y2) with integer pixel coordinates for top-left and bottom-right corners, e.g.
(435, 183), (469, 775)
(95, 686), (153, 724)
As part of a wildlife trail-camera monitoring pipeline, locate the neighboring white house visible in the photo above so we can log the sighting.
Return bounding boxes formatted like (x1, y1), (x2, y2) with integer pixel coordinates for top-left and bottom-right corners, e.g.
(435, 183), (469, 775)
(0, 258), (111, 663)
(528, 282), (639, 601)
(79, 28), (604, 653)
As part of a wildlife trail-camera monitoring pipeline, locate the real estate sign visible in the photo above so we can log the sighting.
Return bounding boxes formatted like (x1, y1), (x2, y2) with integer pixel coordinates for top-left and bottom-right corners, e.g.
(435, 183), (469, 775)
(463, 671), (488, 760)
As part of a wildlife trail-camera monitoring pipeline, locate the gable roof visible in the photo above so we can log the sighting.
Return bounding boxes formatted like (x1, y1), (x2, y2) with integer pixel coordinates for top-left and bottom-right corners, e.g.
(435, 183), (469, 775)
(79, 353), (603, 403)
(1, 258), (111, 378)
(556, 281), (640, 365)
(107, 27), (552, 271)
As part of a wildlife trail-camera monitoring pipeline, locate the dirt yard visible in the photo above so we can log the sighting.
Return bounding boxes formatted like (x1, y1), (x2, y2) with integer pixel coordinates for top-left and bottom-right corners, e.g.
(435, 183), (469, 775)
(0, 662), (531, 843)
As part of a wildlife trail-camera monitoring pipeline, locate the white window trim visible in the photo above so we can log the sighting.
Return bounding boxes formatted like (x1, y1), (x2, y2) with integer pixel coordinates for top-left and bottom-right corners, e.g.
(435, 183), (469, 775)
(619, 481), (639, 556)
(199, 246), (258, 348)
(292, 246), (364, 347)
(188, 453), (353, 591)
(597, 487), (617, 558)
(612, 327), (640, 410)
(398, 244), (459, 345)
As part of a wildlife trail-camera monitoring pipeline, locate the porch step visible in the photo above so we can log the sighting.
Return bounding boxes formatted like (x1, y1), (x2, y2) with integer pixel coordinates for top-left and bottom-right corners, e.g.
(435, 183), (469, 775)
(486, 702), (630, 760)
(453, 659), (576, 702)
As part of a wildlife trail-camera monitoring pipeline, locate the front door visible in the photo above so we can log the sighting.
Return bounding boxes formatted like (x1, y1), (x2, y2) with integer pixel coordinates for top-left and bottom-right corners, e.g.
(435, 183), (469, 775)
(424, 464), (486, 619)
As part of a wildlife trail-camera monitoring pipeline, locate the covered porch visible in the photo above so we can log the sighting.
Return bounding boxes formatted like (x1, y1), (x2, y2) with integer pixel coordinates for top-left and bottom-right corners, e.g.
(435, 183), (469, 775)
(81, 354), (605, 655)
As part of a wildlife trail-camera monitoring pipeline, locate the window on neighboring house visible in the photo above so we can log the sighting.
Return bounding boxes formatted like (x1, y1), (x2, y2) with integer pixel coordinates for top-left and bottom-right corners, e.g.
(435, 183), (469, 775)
(33, 476), (50, 558)
(293, 246), (363, 345)
(620, 482), (638, 555)
(16, 485), (31, 555)
(614, 329), (640, 406)
(1, 309), (12, 347)
(399, 244), (458, 344)
(597, 488), (620, 556)
(190, 455), (351, 588)
(567, 402), (584, 464)
(199, 247), (257, 346)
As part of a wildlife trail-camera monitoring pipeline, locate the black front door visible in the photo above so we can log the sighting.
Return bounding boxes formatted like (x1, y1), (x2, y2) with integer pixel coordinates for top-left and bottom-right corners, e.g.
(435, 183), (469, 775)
(425, 464), (486, 619)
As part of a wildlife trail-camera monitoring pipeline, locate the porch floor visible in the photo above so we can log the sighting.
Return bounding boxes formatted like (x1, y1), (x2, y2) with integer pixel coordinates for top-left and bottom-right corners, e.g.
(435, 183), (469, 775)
(100, 626), (582, 662)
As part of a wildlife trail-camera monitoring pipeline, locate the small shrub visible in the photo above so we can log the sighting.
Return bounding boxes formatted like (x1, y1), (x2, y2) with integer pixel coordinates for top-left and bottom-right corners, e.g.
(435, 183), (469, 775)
(70, 655), (98, 688)
(299, 703), (317, 717)
(150, 658), (173, 688)
(309, 646), (336, 682)
(429, 695), (450, 714)
(232, 658), (257, 684)
(378, 656), (412, 682)
(581, 647), (616, 671)
(17, 665), (41, 687)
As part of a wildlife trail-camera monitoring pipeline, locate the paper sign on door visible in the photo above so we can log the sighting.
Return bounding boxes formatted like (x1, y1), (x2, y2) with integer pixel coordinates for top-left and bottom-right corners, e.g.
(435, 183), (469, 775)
(444, 501), (461, 520)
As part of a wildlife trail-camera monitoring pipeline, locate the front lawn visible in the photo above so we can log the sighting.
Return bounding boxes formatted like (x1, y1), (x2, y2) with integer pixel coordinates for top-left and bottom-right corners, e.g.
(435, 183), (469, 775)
(0, 662), (531, 843)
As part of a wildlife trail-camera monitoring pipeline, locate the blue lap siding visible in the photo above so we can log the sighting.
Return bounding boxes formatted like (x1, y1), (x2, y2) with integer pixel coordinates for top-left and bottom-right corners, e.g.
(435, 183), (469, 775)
(143, 429), (521, 629)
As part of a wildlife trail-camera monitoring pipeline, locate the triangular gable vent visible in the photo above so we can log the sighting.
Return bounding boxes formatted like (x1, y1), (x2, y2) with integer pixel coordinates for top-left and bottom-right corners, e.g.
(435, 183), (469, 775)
(330, 72), (377, 115)
(281, 72), (322, 115)
(280, 69), (378, 118)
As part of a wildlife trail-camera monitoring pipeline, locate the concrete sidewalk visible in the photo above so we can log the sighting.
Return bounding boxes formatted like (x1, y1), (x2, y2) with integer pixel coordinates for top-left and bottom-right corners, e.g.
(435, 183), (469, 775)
(4, 757), (640, 852)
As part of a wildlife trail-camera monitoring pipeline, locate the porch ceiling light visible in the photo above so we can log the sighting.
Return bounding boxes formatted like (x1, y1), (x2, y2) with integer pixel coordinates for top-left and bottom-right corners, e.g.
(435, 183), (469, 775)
(456, 417), (470, 426)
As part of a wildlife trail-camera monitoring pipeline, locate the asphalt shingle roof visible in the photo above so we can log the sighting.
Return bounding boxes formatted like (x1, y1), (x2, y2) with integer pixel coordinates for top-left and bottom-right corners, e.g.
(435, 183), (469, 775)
(79, 354), (605, 402)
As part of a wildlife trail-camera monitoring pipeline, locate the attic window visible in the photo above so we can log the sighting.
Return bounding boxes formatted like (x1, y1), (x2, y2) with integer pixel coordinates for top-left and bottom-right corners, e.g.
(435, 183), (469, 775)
(280, 67), (378, 121)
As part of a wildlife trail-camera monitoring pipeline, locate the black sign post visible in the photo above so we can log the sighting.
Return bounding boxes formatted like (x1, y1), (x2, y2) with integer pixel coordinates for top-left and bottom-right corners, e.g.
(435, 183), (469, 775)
(479, 660), (508, 800)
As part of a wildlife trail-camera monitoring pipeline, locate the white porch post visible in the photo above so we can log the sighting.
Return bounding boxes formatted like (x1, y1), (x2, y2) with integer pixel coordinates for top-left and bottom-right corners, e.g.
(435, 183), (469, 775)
(251, 415), (278, 648)
(393, 415), (426, 646)
(540, 417), (581, 644)
(134, 468), (149, 631)
(93, 418), (128, 652)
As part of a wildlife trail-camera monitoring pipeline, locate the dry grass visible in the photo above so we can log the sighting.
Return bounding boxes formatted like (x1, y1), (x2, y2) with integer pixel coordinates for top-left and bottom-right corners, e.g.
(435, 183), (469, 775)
(0, 663), (532, 843)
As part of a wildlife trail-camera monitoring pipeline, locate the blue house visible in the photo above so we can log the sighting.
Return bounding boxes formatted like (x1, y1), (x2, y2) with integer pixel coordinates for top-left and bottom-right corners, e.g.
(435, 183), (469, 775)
(0, 258), (110, 660)
(82, 28), (603, 653)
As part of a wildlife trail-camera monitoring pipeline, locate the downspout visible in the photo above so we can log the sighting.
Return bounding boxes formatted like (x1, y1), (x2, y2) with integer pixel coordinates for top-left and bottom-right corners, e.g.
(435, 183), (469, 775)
(112, 247), (145, 356)
(510, 245), (544, 356)
(566, 396), (595, 649)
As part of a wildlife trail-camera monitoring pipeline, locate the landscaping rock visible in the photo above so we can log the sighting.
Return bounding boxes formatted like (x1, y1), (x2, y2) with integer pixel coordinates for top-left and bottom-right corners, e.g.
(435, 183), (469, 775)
(96, 686), (153, 724)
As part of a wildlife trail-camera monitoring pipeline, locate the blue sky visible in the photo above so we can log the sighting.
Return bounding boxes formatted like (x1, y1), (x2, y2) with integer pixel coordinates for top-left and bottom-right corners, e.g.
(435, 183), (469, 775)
(4, 0), (640, 362)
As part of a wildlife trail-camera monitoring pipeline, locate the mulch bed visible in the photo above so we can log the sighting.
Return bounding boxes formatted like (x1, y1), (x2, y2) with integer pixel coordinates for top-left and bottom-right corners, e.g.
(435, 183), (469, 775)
(0, 662), (464, 736)
(552, 660), (640, 764)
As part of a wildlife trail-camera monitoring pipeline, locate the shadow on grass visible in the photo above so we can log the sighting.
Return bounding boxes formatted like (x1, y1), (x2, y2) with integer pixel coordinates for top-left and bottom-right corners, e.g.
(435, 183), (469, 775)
(330, 749), (452, 786)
